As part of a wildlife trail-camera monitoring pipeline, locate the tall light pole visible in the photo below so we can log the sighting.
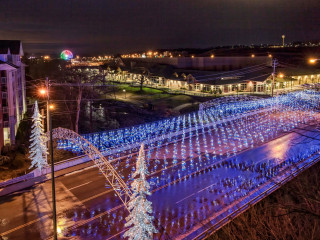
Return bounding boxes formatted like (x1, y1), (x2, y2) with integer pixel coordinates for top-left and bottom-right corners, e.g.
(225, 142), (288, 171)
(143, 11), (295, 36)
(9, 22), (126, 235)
(272, 59), (278, 97)
(282, 35), (285, 47)
(39, 78), (57, 240)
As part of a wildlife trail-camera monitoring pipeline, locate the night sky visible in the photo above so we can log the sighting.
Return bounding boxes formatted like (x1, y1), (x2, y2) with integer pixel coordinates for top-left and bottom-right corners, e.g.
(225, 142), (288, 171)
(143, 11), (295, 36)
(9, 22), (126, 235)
(1, 0), (320, 55)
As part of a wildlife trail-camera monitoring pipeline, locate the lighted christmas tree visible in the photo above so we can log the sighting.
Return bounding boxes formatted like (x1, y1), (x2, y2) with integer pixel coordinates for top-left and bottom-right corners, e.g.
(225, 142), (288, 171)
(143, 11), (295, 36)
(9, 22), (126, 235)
(124, 143), (158, 240)
(29, 101), (48, 171)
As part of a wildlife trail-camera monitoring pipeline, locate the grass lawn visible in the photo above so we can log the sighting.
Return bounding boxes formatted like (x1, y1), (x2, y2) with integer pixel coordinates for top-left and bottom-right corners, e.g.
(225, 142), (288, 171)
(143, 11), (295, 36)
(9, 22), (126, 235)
(118, 84), (165, 95)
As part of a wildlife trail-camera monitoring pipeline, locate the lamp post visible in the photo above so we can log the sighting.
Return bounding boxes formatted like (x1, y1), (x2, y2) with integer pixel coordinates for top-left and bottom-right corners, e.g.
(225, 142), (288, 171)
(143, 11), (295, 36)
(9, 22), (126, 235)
(271, 59), (278, 97)
(309, 58), (320, 64)
(248, 81), (253, 94)
(282, 35), (285, 47)
(278, 73), (284, 91)
(39, 78), (57, 240)
(123, 89), (126, 99)
(308, 59), (320, 88)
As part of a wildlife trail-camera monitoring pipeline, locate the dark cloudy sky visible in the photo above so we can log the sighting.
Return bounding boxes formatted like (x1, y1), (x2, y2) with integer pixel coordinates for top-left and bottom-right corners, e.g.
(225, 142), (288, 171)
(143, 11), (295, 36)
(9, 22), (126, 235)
(1, 0), (320, 55)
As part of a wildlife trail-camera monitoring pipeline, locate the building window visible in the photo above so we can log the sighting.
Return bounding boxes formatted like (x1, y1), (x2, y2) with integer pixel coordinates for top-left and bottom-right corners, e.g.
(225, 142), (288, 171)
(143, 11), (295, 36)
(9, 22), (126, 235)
(1, 77), (6, 84)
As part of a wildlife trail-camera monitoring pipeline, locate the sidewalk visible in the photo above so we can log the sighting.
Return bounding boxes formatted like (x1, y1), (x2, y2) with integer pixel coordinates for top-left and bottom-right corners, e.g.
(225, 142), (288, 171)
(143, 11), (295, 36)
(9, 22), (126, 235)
(0, 159), (94, 197)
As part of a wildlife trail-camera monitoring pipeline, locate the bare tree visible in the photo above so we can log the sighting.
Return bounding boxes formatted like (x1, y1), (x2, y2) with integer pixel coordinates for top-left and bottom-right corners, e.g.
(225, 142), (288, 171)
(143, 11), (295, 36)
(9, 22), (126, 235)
(53, 68), (100, 133)
(134, 67), (150, 92)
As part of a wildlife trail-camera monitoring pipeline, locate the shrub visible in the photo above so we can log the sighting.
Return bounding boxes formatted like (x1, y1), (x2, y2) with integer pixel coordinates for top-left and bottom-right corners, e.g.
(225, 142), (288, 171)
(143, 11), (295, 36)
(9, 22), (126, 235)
(11, 153), (26, 169)
(0, 155), (10, 166)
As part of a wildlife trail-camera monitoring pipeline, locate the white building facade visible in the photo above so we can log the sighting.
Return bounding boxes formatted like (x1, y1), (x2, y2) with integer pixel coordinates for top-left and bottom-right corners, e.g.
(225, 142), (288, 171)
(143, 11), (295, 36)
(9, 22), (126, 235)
(0, 40), (27, 147)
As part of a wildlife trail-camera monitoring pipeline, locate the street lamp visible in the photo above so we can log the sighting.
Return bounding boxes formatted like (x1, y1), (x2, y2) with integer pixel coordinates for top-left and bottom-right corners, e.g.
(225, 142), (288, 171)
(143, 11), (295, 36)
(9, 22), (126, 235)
(39, 88), (46, 95)
(123, 89), (126, 99)
(39, 80), (57, 240)
(309, 58), (320, 64)
(248, 81), (253, 94)
(278, 73), (285, 91)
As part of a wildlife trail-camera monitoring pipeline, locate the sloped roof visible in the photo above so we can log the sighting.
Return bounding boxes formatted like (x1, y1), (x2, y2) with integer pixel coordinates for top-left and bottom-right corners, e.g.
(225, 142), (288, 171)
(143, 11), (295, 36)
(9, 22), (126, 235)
(0, 40), (22, 55)
(121, 59), (181, 79)
(179, 65), (272, 85)
(0, 60), (18, 70)
(275, 66), (320, 76)
(4, 61), (19, 69)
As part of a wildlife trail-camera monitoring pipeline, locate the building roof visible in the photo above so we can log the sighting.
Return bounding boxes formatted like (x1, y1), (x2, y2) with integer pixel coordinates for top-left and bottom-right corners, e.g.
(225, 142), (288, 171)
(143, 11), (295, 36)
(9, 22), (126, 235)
(121, 59), (320, 86)
(0, 60), (18, 70)
(4, 61), (19, 69)
(276, 66), (320, 76)
(0, 40), (23, 55)
(177, 65), (272, 85)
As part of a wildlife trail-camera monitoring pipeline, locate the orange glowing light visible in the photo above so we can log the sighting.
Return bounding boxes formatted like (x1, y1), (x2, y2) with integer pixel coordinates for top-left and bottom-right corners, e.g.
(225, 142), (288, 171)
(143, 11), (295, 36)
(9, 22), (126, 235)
(309, 59), (317, 64)
(279, 73), (284, 78)
(49, 105), (54, 110)
(39, 89), (47, 95)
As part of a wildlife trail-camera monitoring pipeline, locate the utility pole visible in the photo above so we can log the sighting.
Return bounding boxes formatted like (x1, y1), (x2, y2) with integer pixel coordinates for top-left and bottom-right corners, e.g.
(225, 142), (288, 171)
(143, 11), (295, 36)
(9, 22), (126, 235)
(272, 59), (278, 97)
(41, 108), (45, 131)
(46, 77), (58, 240)
(46, 78), (50, 134)
(41, 108), (47, 164)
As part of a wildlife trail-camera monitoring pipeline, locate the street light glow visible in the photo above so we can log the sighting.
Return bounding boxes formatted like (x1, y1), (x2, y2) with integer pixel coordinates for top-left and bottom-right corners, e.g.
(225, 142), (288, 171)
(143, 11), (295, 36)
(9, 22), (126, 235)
(39, 88), (47, 95)
(309, 59), (318, 64)
(279, 73), (284, 78)
(49, 104), (55, 110)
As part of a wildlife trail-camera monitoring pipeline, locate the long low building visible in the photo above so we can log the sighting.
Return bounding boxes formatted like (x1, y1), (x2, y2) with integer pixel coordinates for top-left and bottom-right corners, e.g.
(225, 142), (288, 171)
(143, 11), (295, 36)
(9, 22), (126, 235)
(101, 59), (320, 95)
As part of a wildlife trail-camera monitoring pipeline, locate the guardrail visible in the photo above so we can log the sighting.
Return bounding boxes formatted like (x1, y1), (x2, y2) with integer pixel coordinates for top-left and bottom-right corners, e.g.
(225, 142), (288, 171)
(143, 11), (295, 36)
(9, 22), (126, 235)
(191, 152), (320, 240)
(0, 172), (34, 188)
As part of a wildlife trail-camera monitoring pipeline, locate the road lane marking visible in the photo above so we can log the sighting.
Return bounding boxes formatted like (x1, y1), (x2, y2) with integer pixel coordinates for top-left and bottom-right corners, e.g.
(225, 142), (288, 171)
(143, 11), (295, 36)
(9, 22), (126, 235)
(64, 165), (97, 176)
(68, 181), (92, 191)
(105, 229), (126, 240)
(176, 193), (195, 204)
(197, 183), (216, 193)
(81, 190), (110, 203)
(0, 215), (48, 236)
